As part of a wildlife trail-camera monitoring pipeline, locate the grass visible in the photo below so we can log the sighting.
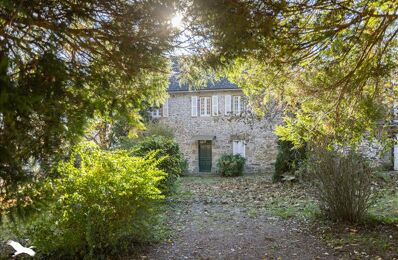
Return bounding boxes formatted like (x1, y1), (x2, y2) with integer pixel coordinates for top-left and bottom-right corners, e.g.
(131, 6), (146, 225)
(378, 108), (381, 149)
(320, 221), (398, 259)
(175, 173), (398, 259)
(368, 185), (398, 224)
(265, 196), (319, 220)
(243, 171), (398, 259)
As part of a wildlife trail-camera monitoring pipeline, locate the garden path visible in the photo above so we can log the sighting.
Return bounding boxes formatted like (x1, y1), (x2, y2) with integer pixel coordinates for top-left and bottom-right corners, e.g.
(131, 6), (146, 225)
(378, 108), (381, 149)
(140, 175), (338, 260)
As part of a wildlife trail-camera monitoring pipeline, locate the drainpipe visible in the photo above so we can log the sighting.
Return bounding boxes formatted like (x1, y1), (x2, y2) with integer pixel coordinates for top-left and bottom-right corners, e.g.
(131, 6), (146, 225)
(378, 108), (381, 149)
(394, 133), (398, 171)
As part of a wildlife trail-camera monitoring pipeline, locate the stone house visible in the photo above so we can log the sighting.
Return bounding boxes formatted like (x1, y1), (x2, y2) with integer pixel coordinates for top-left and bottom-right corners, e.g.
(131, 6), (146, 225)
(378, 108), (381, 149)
(151, 77), (280, 174)
(151, 74), (398, 174)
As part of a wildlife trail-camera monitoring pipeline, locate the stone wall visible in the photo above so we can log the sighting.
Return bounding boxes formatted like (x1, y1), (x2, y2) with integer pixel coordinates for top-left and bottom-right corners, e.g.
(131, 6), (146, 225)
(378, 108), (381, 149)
(158, 89), (281, 174)
(358, 138), (393, 169)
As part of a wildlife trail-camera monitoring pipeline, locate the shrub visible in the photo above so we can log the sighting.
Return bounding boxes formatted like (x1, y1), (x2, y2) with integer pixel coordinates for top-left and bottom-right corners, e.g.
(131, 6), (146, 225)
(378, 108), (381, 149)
(141, 122), (175, 139)
(308, 145), (374, 223)
(273, 140), (306, 182)
(28, 142), (166, 258)
(217, 154), (246, 177)
(131, 136), (187, 194)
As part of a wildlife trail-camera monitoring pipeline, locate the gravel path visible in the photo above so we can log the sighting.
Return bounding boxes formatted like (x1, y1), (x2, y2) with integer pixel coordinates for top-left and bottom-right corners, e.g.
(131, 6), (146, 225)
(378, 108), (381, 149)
(140, 175), (339, 260)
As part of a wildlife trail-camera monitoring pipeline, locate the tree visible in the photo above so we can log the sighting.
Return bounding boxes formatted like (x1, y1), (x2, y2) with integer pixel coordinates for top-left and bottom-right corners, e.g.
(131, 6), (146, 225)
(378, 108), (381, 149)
(0, 0), (177, 208)
(183, 0), (398, 145)
(2, 0), (397, 211)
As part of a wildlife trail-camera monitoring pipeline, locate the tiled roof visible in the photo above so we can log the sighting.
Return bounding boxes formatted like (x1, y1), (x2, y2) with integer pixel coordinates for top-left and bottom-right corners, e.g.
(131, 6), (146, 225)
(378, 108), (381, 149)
(168, 75), (239, 92)
(168, 59), (239, 92)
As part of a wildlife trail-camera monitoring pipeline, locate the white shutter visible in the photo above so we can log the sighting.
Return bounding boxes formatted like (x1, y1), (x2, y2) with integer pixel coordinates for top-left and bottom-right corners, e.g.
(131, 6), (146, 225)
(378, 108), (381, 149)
(394, 134), (398, 171)
(237, 96), (241, 114)
(233, 141), (238, 154)
(163, 98), (169, 117)
(225, 95), (231, 115)
(212, 95), (218, 116)
(240, 141), (246, 158)
(233, 140), (246, 158)
(191, 96), (198, 117)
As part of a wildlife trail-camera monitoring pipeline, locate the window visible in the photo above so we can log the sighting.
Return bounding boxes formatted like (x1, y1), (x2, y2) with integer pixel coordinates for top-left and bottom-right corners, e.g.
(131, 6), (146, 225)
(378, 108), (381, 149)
(233, 140), (246, 158)
(151, 108), (161, 118)
(200, 97), (211, 116)
(151, 98), (168, 118)
(232, 96), (241, 115)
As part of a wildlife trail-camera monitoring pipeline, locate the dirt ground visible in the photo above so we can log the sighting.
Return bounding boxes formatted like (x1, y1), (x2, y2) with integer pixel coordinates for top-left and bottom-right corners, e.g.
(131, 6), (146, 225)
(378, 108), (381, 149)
(137, 175), (341, 260)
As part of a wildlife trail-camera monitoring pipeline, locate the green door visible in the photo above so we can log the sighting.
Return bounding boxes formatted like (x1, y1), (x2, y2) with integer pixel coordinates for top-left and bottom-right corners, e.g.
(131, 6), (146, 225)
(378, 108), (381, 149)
(199, 140), (212, 172)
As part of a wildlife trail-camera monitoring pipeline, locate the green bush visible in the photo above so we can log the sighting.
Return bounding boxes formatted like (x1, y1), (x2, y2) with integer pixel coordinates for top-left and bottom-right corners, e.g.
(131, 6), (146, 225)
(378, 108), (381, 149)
(273, 140), (306, 182)
(141, 122), (175, 139)
(28, 142), (166, 258)
(131, 136), (187, 194)
(117, 123), (175, 149)
(216, 154), (246, 177)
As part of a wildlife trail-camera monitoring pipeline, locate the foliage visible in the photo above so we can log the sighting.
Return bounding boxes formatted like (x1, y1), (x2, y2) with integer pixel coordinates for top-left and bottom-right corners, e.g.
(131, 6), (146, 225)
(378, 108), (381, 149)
(182, 1), (398, 146)
(273, 140), (306, 182)
(25, 142), (166, 257)
(308, 145), (374, 223)
(140, 122), (175, 140)
(128, 136), (187, 194)
(0, 0), (178, 208)
(216, 154), (246, 177)
(2, 0), (398, 217)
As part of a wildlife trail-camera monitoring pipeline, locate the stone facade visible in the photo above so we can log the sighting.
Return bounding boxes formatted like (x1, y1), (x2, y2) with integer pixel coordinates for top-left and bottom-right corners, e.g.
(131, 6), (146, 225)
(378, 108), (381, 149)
(153, 85), (397, 174)
(357, 137), (394, 169)
(156, 89), (280, 174)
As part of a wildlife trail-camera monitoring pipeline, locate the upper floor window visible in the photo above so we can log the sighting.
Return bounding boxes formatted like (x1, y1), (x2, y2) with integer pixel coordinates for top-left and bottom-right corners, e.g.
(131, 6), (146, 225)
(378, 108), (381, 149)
(192, 96), (218, 117)
(151, 107), (161, 118)
(232, 95), (247, 115)
(232, 96), (241, 114)
(150, 98), (168, 118)
(200, 97), (211, 116)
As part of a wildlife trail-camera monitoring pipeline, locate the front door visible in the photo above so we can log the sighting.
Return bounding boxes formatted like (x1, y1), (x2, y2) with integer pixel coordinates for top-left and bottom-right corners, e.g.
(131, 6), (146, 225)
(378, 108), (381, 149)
(198, 140), (212, 172)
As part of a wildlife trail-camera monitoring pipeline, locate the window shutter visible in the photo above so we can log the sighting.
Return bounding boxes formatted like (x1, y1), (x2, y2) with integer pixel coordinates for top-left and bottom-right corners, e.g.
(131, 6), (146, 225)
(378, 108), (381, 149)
(394, 134), (398, 170)
(237, 96), (241, 114)
(163, 98), (169, 117)
(240, 141), (246, 158)
(233, 140), (246, 158)
(225, 95), (231, 115)
(233, 141), (238, 154)
(191, 96), (198, 117)
(212, 95), (218, 116)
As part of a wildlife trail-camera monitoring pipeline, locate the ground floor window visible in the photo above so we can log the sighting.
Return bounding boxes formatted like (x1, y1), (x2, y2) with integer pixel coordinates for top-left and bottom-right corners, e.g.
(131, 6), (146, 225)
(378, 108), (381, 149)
(233, 140), (246, 158)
